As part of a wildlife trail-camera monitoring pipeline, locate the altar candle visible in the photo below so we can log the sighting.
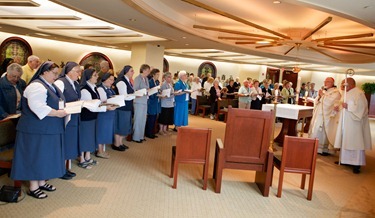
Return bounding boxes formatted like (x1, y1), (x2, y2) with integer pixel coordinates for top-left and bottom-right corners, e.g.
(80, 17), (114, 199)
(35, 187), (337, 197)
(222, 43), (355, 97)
(304, 91), (308, 98)
(274, 89), (279, 103)
(296, 76), (302, 92)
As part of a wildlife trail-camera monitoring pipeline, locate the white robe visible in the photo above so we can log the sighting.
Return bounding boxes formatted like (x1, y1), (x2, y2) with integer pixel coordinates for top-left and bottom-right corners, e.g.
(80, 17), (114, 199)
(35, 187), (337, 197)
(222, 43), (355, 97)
(334, 87), (372, 166)
(308, 87), (341, 153)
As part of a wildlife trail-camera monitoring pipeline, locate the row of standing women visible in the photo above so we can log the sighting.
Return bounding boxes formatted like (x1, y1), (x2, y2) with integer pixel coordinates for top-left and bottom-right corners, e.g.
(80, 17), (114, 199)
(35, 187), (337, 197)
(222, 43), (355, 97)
(10, 61), (190, 199)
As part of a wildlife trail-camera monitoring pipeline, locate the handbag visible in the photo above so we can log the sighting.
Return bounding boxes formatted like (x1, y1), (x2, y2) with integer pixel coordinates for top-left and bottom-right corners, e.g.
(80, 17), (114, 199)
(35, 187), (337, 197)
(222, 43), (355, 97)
(0, 185), (20, 203)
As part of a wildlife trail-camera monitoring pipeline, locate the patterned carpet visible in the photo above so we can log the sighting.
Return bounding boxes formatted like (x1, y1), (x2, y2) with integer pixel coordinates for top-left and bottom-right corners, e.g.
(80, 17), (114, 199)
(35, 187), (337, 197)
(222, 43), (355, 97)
(1, 115), (374, 218)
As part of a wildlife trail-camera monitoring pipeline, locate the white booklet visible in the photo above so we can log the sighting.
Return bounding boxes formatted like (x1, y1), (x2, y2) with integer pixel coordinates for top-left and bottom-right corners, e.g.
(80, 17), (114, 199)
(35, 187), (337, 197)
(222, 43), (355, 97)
(107, 95), (125, 107)
(64, 100), (84, 114)
(161, 88), (171, 97)
(129, 88), (147, 97)
(4, 114), (21, 120)
(148, 85), (160, 96)
(82, 99), (102, 111)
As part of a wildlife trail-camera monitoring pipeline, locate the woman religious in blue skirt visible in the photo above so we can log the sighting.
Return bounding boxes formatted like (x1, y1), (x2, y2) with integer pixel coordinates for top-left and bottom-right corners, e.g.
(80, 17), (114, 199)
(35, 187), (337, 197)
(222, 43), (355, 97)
(174, 70), (189, 128)
(11, 61), (67, 199)
(96, 73), (117, 158)
(79, 69), (105, 169)
(54, 61), (81, 180)
(113, 65), (135, 151)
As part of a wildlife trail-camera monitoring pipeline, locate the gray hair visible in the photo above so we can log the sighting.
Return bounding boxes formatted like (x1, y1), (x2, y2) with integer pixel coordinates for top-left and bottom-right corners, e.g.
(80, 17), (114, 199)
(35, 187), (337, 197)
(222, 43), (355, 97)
(27, 55), (39, 62)
(7, 63), (23, 75)
(163, 72), (172, 78)
(100, 61), (109, 68)
(178, 70), (187, 78)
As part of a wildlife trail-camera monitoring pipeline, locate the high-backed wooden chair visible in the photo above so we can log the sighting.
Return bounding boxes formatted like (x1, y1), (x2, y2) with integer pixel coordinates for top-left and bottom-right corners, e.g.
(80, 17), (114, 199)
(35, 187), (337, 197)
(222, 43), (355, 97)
(213, 108), (274, 196)
(0, 119), (22, 189)
(216, 99), (229, 122)
(196, 95), (210, 117)
(272, 136), (319, 200)
(170, 127), (212, 190)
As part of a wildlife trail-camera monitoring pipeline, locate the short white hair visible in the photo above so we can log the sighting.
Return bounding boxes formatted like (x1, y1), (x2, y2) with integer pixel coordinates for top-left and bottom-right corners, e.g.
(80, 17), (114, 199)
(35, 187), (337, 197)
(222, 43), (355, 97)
(100, 61), (109, 68)
(178, 70), (187, 78)
(27, 55), (39, 62)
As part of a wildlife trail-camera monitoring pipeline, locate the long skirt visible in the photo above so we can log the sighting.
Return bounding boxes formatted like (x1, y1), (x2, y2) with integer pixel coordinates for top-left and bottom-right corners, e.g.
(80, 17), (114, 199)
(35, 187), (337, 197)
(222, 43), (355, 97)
(158, 107), (174, 125)
(96, 111), (116, 144)
(79, 119), (97, 153)
(114, 110), (132, 136)
(64, 114), (79, 160)
(174, 101), (188, 126)
(11, 132), (65, 181)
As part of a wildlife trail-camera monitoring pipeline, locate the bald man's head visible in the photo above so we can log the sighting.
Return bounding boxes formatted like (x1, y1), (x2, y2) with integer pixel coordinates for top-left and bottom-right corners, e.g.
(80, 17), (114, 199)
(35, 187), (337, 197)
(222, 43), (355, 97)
(340, 77), (356, 91)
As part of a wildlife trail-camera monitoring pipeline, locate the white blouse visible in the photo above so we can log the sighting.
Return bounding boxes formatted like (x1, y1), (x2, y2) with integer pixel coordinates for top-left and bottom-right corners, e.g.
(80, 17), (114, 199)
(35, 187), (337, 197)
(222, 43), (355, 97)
(116, 76), (134, 101)
(80, 82), (106, 112)
(24, 81), (53, 120)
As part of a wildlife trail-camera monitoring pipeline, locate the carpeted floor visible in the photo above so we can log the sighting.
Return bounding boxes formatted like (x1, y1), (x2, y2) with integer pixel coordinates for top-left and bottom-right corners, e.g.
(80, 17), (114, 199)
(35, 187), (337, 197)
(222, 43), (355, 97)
(1, 115), (374, 218)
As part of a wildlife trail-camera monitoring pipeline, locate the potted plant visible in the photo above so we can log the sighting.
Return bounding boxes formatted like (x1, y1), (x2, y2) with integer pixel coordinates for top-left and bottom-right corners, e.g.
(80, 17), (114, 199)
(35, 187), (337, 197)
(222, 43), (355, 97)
(361, 82), (375, 118)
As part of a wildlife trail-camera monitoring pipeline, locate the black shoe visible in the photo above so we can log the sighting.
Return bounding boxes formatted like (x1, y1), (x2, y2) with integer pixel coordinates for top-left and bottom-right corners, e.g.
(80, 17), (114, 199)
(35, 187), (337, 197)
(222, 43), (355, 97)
(66, 170), (76, 177)
(146, 135), (155, 139)
(132, 140), (142, 143)
(111, 144), (126, 151)
(141, 138), (146, 141)
(120, 144), (129, 150)
(60, 173), (73, 180)
(353, 166), (361, 174)
(320, 152), (330, 156)
(172, 128), (178, 132)
(153, 135), (158, 138)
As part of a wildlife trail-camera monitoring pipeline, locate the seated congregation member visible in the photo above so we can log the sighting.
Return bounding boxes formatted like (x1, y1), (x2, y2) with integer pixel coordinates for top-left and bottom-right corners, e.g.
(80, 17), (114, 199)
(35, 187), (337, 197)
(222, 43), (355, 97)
(11, 61), (67, 199)
(281, 80), (295, 104)
(21, 55), (40, 84)
(79, 69), (105, 169)
(190, 76), (202, 115)
(209, 80), (222, 120)
(0, 58), (14, 77)
(237, 80), (251, 109)
(96, 73), (118, 158)
(145, 68), (161, 139)
(0, 63), (26, 120)
(113, 65), (134, 151)
(158, 72), (174, 135)
(133, 64), (150, 143)
(54, 62), (82, 180)
(226, 79), (236, 99)
(250, 79), (263, 110)
(174, 70), (189, 129)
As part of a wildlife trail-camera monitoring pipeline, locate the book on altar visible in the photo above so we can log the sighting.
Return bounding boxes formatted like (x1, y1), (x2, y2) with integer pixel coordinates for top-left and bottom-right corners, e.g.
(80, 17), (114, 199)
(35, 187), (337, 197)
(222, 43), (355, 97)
(64, 100), (84, 114)
(147, 86), (160, 96)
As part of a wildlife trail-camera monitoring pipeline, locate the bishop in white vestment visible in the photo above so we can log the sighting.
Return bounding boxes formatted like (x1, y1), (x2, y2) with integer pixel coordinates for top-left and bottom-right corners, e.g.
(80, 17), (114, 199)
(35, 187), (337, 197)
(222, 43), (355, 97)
(309, 77), (341, 155)
(334, 78), (372, 174)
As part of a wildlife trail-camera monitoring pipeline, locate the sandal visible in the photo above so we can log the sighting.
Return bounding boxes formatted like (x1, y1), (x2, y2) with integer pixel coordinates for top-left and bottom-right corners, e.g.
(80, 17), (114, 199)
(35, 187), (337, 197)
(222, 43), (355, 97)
(78, 161), (92, 169)
(39, 183), (56, 192)
(85, 158), (98, 166)
(28, 188), (48, 199)
(96, 151), (110, 159)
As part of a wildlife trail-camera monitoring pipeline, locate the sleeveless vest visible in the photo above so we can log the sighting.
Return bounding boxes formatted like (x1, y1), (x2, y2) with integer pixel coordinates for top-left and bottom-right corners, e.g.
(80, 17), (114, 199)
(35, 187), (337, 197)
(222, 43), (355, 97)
(17, 79), (64, 134)
(117, 77), (134, 111)
(80, 84), (99, 121)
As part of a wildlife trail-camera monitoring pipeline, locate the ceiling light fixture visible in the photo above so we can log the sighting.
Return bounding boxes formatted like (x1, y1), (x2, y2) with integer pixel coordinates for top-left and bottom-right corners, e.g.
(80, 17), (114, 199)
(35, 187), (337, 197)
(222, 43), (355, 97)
(292, 43), (302, 73)
(256, 41), (271, 44)
(128, 18), (136, 22)
(273, 1), (281, 4)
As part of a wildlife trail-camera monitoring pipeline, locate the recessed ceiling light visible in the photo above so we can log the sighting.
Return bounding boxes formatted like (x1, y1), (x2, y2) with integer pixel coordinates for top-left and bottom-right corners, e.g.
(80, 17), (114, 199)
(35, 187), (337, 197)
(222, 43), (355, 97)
(256, 41), (271, 44)
(185, 43), (189, 46)
(129, 18), (136, 22)
(273, 1), (281, 4)
(182, 36), (187, 39)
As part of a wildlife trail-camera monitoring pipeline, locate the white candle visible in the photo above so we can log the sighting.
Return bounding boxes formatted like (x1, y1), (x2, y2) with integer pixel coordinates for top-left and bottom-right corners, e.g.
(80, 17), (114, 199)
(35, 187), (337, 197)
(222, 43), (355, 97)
(274, 89), (278, 97)
(296, 76), (302, 92)
(305, 91), (308, 97)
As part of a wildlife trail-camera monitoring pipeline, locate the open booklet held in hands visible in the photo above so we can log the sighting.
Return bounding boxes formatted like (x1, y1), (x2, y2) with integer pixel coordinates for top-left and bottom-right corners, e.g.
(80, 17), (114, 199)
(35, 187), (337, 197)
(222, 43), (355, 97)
(147, 85), (160, 96)
(128, 88), (147, 97)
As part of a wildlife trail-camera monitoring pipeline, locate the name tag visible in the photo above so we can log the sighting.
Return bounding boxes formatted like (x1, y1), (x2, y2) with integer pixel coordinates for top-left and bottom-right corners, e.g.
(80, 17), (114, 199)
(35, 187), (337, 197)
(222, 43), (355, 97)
(59, 99), (64, 110)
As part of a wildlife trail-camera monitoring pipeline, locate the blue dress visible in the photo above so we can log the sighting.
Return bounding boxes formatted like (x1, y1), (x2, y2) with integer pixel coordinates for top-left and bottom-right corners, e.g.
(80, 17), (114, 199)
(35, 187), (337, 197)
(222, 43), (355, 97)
(11, 79), (65, 180)
(96, 85), (116, 144)
(174, 79), (189, 126)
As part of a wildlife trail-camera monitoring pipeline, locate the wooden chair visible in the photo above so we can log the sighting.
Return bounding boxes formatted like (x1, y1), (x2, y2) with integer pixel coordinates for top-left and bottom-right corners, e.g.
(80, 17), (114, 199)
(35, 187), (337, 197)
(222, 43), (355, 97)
(216, 99), (229, 122)
(170, 127), (212, 190)
(272, 136), (319, 200)
(213, 108), (274, 196)
(0, 119), (22, 190)
(196, 95), (211, 117)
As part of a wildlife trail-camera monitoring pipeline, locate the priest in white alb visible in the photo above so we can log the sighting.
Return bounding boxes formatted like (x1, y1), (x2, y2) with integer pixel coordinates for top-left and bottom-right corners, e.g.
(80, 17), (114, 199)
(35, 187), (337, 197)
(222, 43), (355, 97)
(334, 78), (372, 174)
(309, 77), (341, 155)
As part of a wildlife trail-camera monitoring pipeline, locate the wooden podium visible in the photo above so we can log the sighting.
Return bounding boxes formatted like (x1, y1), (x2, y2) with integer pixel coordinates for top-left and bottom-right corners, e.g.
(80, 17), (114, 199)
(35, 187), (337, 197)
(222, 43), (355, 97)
(262, 104), (313, 145)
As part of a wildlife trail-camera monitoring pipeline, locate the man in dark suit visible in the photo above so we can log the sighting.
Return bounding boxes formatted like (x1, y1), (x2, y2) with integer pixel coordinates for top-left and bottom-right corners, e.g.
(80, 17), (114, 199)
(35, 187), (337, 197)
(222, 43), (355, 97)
(0, 63), (26, 120)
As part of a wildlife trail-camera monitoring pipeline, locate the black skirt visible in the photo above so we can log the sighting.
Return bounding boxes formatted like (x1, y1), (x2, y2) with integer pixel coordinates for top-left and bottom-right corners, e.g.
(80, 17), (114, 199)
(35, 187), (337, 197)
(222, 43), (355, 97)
(158, 107), (174, 125)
